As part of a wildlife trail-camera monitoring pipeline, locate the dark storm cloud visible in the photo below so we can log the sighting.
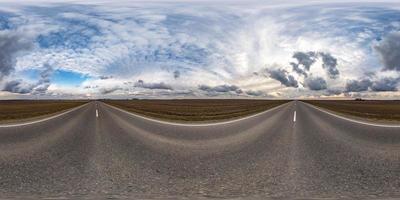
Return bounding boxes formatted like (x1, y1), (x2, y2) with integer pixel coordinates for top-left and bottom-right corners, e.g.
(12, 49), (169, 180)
(100, 86), (122, 94)
(84, 85), (98, 89)
(268, 68), (298, 88)
(2, 64), (54, 94)
(304, 76), (327, 90)
(198, 84), (242, 94)
(39, 64), (53, 83)
(319, 52), (339, 79)
(290, 51), (317, 77)
(245, 90), (263, 96)
(325, 89), (342, 95)
(345, 79), (372, 92)
(0, 30), (52, 95)
(3, 80), (34, 94)
(370, 77), (399, 91)
(292, 51), (317, 70)
(290, 62), (308, 77)
(0, 30), (33, 79)
(374, 32), (400, 71)
(135, 80), (173, 90)
(289, 51), (339, 79)
(99, 75), (113, 80)
(345, 76), (399, 92)
(33, 64), (53, 94)
(173, 70), (180, 79)
(33, 84), (50, 94)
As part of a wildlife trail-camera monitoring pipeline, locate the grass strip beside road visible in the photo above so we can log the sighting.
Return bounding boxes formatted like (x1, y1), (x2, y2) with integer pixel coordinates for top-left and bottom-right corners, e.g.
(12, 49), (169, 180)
(0, 100), (89, 123)
(304, 100), (400, 122)
(103, 99), (289, 122)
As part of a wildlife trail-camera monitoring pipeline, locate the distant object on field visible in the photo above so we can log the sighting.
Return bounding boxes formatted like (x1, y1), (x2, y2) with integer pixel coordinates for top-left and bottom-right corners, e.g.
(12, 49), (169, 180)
(355, 98), (365, 101)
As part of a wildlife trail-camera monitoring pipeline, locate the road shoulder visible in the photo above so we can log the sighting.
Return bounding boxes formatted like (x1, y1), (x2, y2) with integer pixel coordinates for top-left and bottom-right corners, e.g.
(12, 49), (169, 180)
(303, 102), (400, 127)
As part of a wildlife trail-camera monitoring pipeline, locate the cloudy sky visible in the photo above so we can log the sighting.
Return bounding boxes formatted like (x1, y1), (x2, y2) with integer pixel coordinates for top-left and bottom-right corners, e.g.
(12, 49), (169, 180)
(0, 0), (400, 99)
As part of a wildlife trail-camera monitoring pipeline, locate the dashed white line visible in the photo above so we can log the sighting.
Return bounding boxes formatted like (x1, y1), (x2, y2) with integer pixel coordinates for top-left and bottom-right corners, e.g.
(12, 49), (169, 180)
(96, 109), (99, 118)
(293, 111), (296, 122)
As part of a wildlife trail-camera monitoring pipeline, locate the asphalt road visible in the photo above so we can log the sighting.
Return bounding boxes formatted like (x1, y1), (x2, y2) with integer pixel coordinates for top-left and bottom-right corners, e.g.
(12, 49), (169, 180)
(0, 101), (399, 199)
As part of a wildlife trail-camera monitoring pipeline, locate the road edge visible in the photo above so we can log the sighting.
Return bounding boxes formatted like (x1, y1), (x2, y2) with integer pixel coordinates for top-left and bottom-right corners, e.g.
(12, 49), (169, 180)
(302, 101), (400, 128)
(0, 102), (90, 128)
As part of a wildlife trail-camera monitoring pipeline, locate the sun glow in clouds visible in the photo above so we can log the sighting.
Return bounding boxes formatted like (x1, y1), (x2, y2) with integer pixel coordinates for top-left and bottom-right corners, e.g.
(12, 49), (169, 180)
(0, 1), (400, 99)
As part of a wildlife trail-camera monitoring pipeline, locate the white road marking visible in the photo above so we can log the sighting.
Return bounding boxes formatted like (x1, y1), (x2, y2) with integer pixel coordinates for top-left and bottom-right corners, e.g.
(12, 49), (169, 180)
(96, 109), (99, 118)
(293, 111), (296, 122)
(305, 102), (400, 128)
(0, 103), (89, 128)
(103, 101), (291, 127)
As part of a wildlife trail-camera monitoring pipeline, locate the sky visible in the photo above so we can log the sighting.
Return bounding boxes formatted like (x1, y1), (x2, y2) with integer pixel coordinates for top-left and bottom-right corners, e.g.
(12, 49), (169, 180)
(0, 0), (400, 99)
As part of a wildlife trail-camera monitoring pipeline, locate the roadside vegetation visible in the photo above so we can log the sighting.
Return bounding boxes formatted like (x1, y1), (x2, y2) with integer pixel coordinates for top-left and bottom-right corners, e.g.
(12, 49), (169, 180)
(304, 100), (400, 122)
(0, 100), (88, 123)
(103, 99), (289, 122)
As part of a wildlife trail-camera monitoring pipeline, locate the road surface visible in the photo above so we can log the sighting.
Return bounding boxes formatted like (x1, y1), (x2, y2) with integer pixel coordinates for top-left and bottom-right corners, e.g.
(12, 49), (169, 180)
(0, 101), (399, 199)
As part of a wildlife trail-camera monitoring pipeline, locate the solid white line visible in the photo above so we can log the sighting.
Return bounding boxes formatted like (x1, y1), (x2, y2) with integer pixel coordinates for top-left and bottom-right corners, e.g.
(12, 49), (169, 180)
(96, 109), (99, 118)
(102, 101), (291, 127)
(304, 102), (400, 128)
(0, 103), (89, 128)
(293, 111), (296, 122)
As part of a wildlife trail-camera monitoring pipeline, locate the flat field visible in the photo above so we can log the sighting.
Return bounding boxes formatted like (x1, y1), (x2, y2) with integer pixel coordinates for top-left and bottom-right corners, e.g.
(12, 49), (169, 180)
(103, 99), (289, 122)
(304, 100), (400, 122)
(0, 100), (88, 123)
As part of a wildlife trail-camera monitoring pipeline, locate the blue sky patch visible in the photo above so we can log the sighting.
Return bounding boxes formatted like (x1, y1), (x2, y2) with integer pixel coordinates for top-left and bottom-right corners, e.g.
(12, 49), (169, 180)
(21, 69), (88, 87)
(52, 70), (88, 86)
(21, 69), (40, 82)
